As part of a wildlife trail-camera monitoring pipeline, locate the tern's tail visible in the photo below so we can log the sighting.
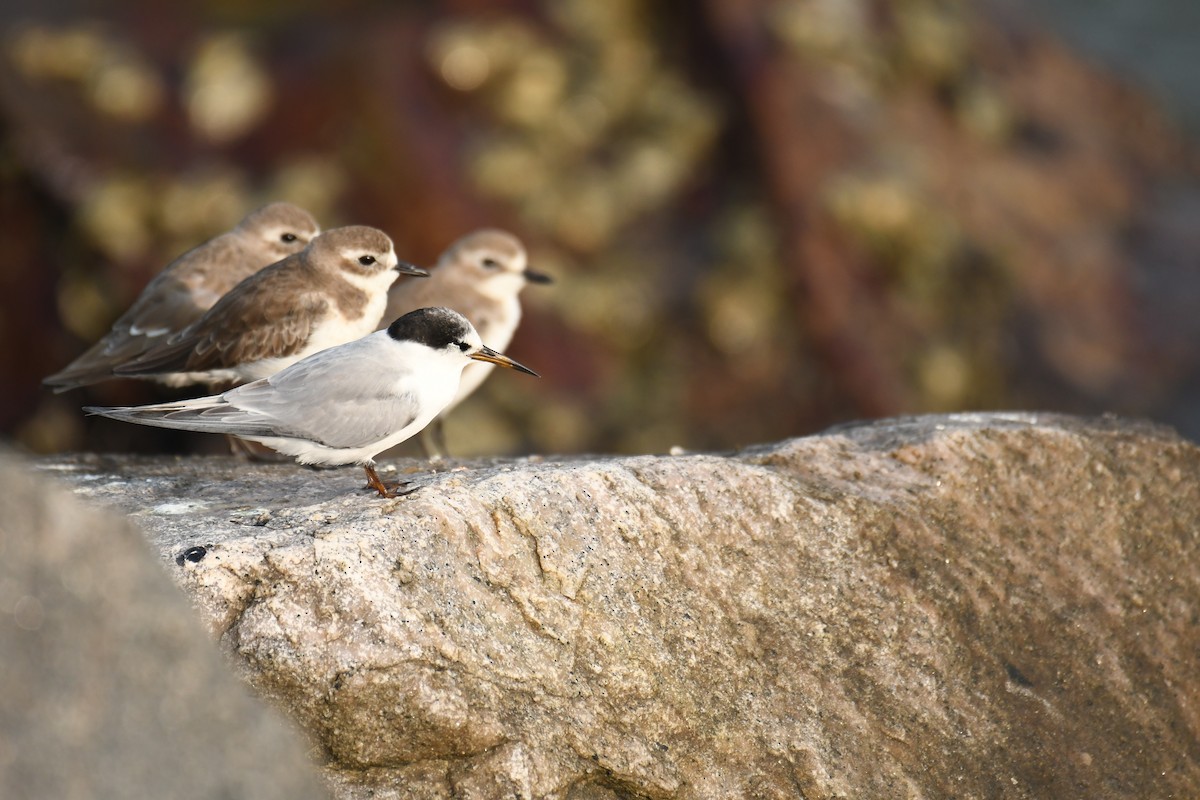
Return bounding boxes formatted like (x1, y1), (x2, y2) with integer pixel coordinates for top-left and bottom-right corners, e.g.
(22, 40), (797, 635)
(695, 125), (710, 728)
(84, 396), (282, 439)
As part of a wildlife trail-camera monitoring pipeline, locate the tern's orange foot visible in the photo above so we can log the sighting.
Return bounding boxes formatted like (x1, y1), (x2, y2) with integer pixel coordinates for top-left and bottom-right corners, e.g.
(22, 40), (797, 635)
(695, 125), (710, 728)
(363, 464), (419, 498)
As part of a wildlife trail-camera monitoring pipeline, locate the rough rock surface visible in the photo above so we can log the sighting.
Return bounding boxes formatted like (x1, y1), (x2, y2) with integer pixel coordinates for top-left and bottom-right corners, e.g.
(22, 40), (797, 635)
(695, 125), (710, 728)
(0, 452), (330, 800)
(34, 413), (1200, 799)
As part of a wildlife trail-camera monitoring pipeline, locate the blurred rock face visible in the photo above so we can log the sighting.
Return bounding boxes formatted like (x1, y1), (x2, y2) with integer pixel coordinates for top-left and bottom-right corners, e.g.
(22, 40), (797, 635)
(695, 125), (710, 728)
(38, 413), (1200, 798)
(0, 452), (330, 800)
(3, 1), (1200, 457)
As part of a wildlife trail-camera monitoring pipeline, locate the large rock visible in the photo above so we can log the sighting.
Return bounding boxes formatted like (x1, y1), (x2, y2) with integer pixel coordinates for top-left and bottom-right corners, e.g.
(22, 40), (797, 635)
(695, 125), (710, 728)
(35, 413), (1200, 798)
(0, 452), (330, 800)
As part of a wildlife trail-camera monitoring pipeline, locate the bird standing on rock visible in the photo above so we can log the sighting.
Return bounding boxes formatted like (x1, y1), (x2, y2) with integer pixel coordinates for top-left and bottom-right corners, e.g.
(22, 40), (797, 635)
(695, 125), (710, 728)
(111, 226), (428, 388)
(85, 307), (539, 497)
(381, 229), (551, 455)
(44, 201), (321, 392)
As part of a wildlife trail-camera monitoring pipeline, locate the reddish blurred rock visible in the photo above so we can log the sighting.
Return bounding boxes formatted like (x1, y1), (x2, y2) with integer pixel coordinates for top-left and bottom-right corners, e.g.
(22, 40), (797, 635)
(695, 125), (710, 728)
(2, 1), (1198, 456)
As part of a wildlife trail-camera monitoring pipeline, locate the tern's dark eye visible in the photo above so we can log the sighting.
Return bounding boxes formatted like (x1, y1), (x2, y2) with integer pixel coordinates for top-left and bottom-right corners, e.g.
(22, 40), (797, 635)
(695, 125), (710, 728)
(457, 342), (470, 352)
(481, 258), (499, 269)
(358, 255), (376, 266)
(280, 232), (298, 243)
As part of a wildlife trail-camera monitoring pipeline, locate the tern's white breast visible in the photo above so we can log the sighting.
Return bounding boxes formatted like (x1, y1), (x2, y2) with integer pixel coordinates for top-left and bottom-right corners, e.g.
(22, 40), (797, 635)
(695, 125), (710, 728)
(443, 295), (520, 411)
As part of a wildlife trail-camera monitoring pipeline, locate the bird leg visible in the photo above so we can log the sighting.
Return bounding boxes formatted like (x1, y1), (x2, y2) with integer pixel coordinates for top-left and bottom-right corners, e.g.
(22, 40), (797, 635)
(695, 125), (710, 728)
(362, 464), (419, 498)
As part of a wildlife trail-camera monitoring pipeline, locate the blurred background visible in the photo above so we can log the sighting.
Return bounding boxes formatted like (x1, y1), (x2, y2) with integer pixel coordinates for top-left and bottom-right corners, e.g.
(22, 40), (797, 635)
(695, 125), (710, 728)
(2, 0), (1198, 458)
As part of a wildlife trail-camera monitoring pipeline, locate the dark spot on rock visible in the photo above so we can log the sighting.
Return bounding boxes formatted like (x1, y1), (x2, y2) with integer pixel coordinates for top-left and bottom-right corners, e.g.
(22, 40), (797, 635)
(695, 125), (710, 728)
(177, 546), (207, 565)
(1005, 661), (1034, 688)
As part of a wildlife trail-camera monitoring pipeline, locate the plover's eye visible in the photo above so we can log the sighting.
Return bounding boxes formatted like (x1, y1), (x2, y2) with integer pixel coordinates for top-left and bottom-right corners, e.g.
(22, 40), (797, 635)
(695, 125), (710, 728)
(457, 342), (470, 352)
(482, 258), (499, 269)
(359, 255), (376, 266)
(280, 232), (298, 243)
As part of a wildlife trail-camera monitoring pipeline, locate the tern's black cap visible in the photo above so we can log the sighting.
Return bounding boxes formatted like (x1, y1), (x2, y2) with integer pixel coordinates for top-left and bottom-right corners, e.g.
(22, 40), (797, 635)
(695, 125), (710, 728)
(385, 307), (472, 349)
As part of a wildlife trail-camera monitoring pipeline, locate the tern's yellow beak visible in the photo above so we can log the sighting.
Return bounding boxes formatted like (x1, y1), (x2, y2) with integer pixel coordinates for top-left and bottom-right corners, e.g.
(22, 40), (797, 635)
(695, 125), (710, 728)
(470, 346), (538, 377)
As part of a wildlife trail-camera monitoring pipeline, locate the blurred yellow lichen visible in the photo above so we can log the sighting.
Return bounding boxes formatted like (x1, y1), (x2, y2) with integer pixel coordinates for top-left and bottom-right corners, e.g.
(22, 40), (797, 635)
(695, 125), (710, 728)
(767, 0), (870, 60)
(825, 166), (976, 325)
(78, 174), (155, 263)
(14, 399), (85, 455)
(548, 0), (646, 40)
(827, 173), (921, 241)
(954, 79), (1014, 144)
(552, 93), (611, 151)
(699, 207), (786, 359)
(526, 401), (593, 454)
(915, 343), (971, 408)
(493, 47), (570, 128)
(440, 403), (523, 457)
(539, 171), (620, 252)
(431, 31), (492, 92)
(84, 47), (164, 122)
(426, 20), (536, 93)
(546, 264), (655, 349)
(7, 23), (107, 81)
(595, 39), (655, 112)
(55, 272), (114, 341)
(894, 0), (970, 81)
(8, 23), (164, 122)
(265, 157), (347, 224)
(184, 33), (273, 143)
(469, 138), (551, 202)
(158, 169), (250, 251)
(437, 9), (720, 253)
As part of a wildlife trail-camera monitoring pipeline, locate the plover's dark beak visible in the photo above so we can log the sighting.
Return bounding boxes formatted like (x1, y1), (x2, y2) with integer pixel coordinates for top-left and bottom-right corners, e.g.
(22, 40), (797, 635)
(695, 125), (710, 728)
(523, 267), (552, 284)
(470, 346), (539, 376)
(395, 260), (429, 277)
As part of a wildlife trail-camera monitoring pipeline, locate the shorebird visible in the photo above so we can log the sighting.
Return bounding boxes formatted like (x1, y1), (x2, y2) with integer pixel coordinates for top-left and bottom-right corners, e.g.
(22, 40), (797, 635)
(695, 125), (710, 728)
(45, 201), (321, 391)
(112, 226), (428, 387)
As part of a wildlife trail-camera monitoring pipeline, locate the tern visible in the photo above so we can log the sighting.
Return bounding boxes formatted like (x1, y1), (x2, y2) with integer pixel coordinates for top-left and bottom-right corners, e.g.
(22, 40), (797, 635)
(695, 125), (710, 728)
(86, 307), (539, 497)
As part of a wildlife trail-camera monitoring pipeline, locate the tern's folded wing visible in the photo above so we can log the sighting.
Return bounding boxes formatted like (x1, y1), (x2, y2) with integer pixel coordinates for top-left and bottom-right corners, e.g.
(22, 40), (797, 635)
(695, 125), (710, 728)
(84, 399), (301, 440)
(223, 340), (421, 449)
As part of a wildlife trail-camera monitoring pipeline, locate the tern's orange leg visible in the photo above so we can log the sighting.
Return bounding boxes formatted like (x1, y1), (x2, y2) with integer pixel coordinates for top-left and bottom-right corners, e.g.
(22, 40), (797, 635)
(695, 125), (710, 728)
(362, 464), (419, 498)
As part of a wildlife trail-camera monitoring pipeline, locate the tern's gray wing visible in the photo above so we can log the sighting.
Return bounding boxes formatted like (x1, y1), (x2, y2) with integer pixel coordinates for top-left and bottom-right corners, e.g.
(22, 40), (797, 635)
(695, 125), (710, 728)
(84, 397), (302, 440)
(221, 337), (420, 449)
